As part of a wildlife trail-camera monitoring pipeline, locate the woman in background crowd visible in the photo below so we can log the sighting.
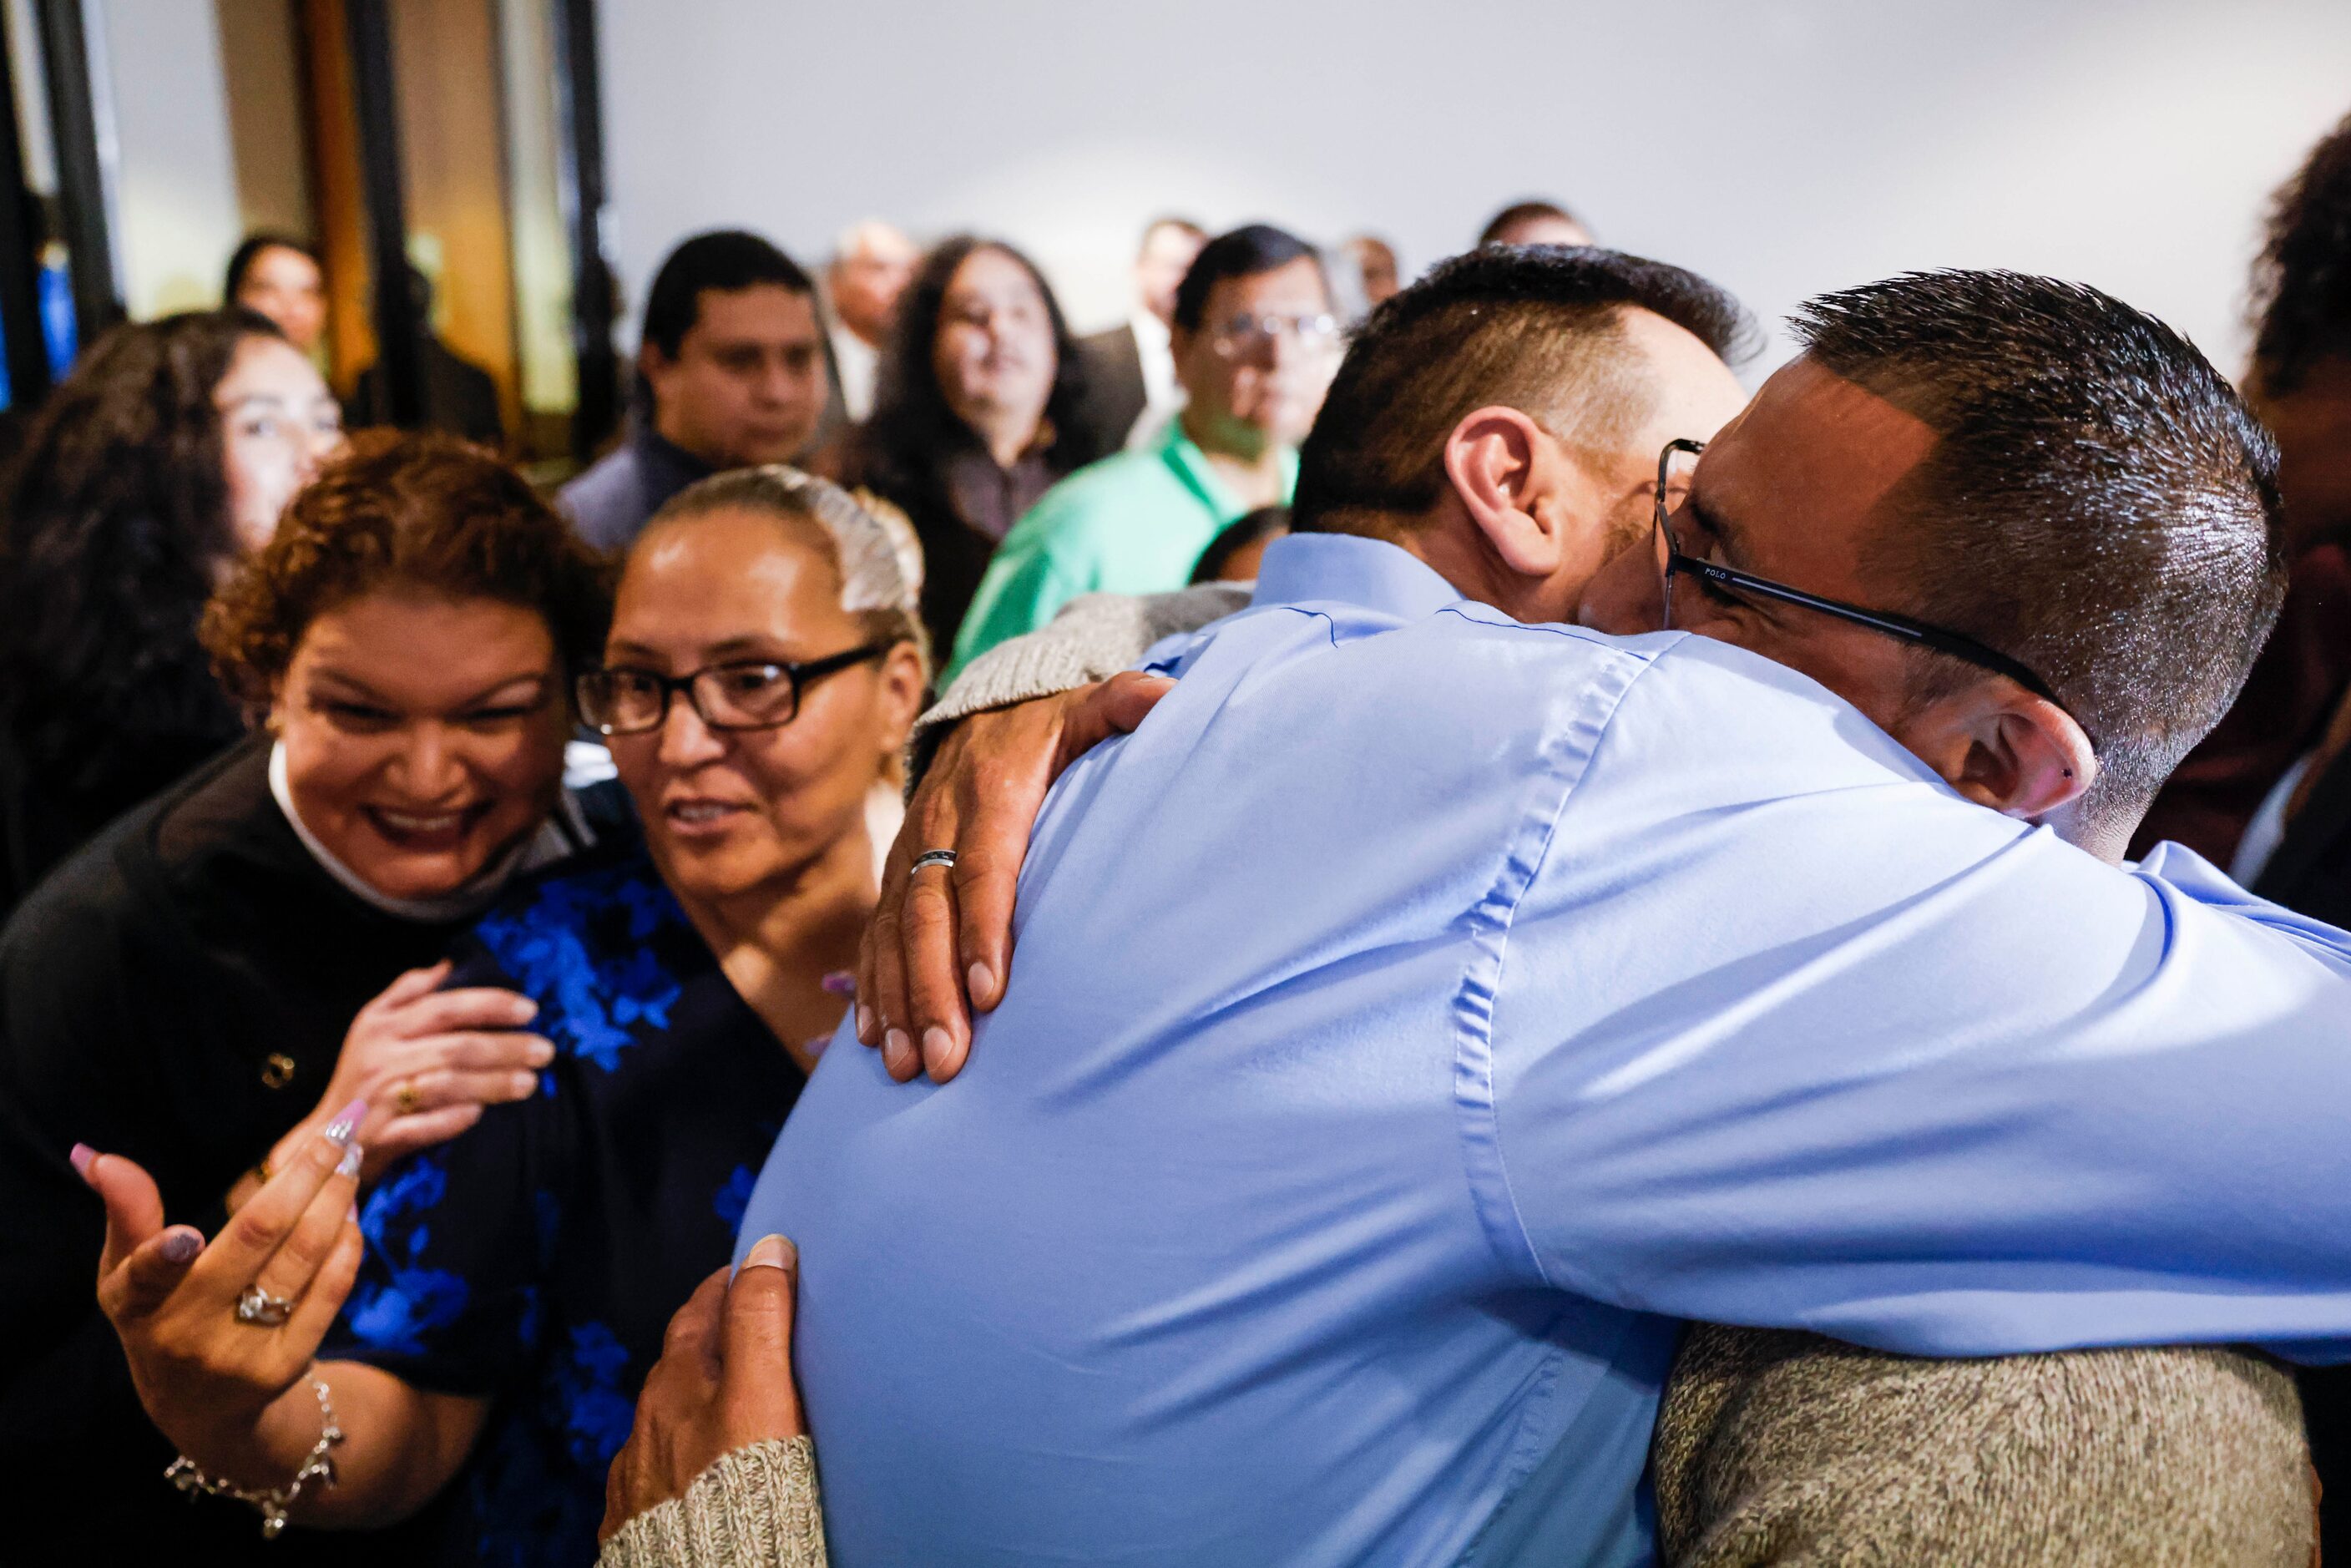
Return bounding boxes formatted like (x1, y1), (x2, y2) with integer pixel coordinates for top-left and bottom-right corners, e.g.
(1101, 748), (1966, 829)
(79, 468), (926, 1565)
(827, 235), (1103, 655)
(0, 308), (341, 909)
(0, 433), (611, 1563)
(226, 233), (330, 358)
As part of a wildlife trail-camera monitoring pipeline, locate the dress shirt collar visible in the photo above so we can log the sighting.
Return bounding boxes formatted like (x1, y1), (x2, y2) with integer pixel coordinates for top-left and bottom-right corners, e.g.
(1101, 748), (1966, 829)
(1246, 531), (1464, 623)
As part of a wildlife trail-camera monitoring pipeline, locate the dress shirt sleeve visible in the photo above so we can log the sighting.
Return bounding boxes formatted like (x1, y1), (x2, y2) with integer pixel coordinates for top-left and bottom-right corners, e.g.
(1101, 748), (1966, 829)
(1482, 638), (2351, 1360)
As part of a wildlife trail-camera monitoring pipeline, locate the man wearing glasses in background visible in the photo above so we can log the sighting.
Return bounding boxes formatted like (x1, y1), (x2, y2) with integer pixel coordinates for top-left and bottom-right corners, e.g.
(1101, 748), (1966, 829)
(944, 224), (1341, 682)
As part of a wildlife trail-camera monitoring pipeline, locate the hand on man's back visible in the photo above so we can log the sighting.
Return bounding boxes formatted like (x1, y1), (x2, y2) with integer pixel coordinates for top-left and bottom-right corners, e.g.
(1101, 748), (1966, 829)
(856, 671), (1175, 1084)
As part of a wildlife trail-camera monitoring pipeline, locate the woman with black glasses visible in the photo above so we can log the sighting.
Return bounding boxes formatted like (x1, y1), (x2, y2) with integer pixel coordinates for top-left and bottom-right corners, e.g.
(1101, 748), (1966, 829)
(79, 468), (927, 1565)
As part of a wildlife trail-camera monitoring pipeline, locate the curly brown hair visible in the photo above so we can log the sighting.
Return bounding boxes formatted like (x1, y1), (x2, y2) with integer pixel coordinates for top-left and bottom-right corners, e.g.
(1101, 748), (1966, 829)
(202, 430), (611, 705)
(2250, 109), (2351, 396)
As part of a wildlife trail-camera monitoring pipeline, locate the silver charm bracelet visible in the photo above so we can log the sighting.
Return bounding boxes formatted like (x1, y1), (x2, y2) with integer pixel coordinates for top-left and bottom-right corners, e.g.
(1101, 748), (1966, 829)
(164, 1371), (344, 1539)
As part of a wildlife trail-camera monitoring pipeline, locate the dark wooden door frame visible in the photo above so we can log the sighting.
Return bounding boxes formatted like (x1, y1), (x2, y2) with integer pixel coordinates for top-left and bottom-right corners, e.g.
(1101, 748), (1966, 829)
(33, 0), (119, 342)
(551, 0), (616, 460)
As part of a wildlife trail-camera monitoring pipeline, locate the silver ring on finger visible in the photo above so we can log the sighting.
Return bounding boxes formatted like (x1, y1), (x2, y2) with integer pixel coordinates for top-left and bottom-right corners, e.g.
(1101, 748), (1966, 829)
(908, 849), (958, 878)
(235, 1284), (296, 1328)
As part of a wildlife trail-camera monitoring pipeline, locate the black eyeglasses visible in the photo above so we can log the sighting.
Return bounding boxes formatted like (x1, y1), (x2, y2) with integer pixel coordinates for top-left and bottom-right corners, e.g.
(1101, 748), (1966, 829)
(577, 640), (892, 736)
(1651, 438), (2093, 745)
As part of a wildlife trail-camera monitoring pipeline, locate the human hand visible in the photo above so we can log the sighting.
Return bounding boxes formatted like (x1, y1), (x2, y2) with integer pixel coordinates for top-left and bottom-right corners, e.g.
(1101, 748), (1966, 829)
(261, 964), (549, 1191)
(857, 671), (1174, 1083)
(83, 1101), (367, 1484)
(599, 1235), (806, 1540)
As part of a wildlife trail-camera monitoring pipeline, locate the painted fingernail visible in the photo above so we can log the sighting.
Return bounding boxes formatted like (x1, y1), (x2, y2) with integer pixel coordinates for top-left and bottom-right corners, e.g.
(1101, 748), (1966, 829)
(856, 1004), (875, 1042)
(923, 1026), (953, 1067)
(323, 1100), (367, 1146)
(526, 1039), (555, 1066)
(159, 1227), (202, 1264)
(882, 1029), (913, 1075)
(821, 969), (856, 997)
(513, 999), (540, 1021)
(68, 1143), (95, 1178)
(336, 1141), (363, 1179)
(968, 962), (995, 1003)
(511, 1071), (538, 1099)
(741, 1233), (796, 1273)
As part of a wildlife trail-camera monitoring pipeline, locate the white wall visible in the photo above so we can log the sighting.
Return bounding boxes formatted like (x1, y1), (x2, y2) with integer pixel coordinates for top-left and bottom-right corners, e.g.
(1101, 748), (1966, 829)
(98, 0), (242, 318)
(598, 0), (2351, 378)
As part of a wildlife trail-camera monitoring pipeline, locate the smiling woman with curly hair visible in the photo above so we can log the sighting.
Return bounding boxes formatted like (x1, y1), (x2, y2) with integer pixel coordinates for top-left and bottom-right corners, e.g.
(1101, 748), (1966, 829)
(0, 432), (621, 1565)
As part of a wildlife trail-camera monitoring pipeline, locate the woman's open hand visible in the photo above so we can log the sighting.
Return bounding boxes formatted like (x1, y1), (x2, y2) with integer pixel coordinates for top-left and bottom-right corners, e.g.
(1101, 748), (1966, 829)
(81, 1102), (368, 1484)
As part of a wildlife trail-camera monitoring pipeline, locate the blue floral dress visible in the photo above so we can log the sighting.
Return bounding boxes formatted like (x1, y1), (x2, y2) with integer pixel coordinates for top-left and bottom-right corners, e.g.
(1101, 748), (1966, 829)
(324, 845), (809, 1567)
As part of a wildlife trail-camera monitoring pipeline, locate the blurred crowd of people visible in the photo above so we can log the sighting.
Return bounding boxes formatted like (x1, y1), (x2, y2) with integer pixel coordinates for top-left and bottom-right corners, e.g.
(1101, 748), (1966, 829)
(0, 99), (2348, 1568)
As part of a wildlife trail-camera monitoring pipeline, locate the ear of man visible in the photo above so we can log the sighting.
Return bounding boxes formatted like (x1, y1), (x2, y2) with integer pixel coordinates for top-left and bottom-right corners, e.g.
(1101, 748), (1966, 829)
(1890, 680), (2098, 825)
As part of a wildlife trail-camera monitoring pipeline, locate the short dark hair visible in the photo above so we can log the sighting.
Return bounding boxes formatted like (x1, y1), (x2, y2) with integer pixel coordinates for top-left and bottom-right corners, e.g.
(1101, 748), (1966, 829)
(640, 230), (813, 362)
(223, 232), (317, 300)
(204, 431), (612, 704)
(1293, 245), (1753, 539)
(1171, 224), (1324, 334)
(1794, 270), (2288, 837)
(2250, 109), (2351, 397)
(1479, 200), (1584, 247)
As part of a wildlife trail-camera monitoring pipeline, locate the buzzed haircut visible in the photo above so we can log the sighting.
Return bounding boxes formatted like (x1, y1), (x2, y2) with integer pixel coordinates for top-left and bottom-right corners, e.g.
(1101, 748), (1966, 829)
(1795, 270), (2288, 838)
(1292, 245), (1752, 540)
(1479, 200), (1584, 247)
(2249, 108), (2351, 397)
(640, 230), (813, 361)
(1170, 224), (1323, 334)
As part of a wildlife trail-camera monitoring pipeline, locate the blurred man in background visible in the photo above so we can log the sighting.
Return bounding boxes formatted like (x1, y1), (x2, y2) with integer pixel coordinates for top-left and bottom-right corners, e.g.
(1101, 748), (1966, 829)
(1344, 233), (1403, 306)
(1077, 217), (1207, 449)
(559, 230), (827, 552)
(826, 219), (918, 422)
(1480, 198), (1594, 246)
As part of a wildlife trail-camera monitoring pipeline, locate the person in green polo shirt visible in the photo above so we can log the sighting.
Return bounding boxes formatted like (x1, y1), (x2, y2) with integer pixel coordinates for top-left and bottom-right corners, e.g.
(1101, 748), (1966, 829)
(946, 225), (1337, 680)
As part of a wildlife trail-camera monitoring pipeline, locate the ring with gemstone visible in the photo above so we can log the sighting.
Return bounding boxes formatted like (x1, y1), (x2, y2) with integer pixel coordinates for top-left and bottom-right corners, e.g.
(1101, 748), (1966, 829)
(908, 849), (958, 877)
(235, 1284), (295, 1327)
(394, 1079), (422, 1116)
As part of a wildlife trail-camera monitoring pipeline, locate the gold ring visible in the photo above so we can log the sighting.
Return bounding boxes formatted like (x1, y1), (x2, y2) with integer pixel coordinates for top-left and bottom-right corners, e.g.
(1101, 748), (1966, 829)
(394, 1080), (422, 1116)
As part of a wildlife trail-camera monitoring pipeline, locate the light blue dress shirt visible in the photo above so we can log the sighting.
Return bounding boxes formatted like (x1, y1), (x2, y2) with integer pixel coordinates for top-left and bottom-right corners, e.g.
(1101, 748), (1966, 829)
(745, 533), (2351, 1567)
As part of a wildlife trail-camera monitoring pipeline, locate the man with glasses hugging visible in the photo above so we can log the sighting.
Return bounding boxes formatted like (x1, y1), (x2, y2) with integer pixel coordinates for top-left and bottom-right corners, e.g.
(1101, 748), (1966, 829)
(668, 245), (2351, 1565)
(945, 224), (1341, 681)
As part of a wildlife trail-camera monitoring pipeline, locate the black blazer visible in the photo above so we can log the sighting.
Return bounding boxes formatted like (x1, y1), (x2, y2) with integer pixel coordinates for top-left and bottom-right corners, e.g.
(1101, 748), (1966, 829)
(1075, 321), (1148, 453)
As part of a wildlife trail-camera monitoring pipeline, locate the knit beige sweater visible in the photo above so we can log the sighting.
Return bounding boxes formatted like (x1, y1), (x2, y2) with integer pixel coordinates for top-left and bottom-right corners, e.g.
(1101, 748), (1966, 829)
(1656, 1327), (2312, 1566)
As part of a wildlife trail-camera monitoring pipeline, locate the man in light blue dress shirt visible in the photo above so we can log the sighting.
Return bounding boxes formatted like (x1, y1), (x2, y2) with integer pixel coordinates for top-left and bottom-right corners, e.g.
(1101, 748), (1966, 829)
(746, 257), (2350, 1565)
